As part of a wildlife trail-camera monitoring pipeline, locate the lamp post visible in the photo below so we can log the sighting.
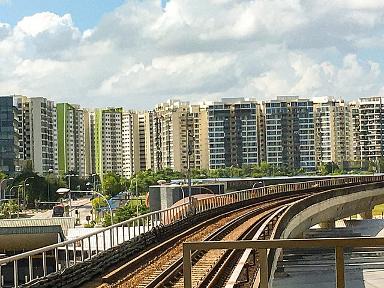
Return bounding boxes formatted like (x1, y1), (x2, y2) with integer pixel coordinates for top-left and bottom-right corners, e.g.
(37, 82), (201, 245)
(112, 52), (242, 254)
(252, 181), (265, 189)
(8, 185), (20, 200)
(91, 174), (97, 190)
(187, 130), (193, 205)
(136, 177), (139, 216)
(0, 177), (13, 200)
(57, 187), (73, 217)
(6, 184), (22, 218)
(66, 174), (78, 191)
(89, 173), (98, 198)
(198, 186), (215, 195)
(18, 184), (28, 217)
(130, 176), (140, 216)
(47, 169), (53, 201)
(23, 176), (34, 208)
(179, 184), (186, 204)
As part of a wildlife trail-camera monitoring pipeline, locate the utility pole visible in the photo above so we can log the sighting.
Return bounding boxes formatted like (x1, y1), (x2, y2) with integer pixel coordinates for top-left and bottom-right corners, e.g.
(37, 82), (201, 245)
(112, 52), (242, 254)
(187, 130), (193, 205)
(136, 177), (139, 217)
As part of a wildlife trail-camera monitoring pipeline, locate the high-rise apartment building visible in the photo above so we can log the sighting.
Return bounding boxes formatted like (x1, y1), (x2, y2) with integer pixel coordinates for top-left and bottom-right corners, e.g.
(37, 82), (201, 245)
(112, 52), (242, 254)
(313, 97), (351, 167)
(191, 104), (209, 170)
(349, 101), (361, 166)
(359, 97), (384, 163)
(153, 100), (208, 172)
(265, 96), (315, 170)
(94, 108), (123, 178)
(122, 111), (147, 178)
(144, 111), (155, 170)
(207, 98), (260, 169)
(56, 103), (90, 176)
(16, 96), (57, 174)
(0, 96), (20, 175)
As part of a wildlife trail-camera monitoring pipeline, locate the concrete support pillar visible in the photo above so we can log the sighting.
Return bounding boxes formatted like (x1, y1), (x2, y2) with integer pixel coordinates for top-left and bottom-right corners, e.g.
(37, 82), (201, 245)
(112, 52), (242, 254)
(276, 249), (284, 273)
(319, 219), (336, 229)
(359, 210), (373, 219)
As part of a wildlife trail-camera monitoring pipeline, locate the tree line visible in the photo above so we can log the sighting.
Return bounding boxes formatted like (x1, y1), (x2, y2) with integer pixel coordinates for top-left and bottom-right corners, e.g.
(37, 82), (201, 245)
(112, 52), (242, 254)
(0, 160), (382, 218)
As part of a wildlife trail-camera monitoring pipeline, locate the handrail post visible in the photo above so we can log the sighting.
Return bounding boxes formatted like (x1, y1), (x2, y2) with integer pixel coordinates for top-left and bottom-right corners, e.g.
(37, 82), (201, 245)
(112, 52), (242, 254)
(335, 246), (345, 288)
(13, 260), (18, 288)
(259, 248), (269, 288)
(183, 243), (192, 288)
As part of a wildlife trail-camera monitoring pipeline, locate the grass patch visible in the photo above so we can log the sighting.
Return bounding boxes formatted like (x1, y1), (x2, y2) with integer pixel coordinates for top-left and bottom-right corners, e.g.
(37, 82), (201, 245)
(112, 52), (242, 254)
(127, 198), (145, 208)
(373, 204), (384, 217)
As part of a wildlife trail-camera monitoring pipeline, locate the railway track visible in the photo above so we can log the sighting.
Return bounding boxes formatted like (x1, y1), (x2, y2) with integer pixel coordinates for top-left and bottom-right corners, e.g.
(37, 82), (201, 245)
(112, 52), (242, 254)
(98, 194), (309, 288)
(170, 207), (287, 288)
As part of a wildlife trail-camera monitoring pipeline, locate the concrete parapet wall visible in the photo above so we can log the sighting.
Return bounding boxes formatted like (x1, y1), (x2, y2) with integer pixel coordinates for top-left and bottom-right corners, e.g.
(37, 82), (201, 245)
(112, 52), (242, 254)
(269, 182), (384, 285)
(280, 182), (384, 239)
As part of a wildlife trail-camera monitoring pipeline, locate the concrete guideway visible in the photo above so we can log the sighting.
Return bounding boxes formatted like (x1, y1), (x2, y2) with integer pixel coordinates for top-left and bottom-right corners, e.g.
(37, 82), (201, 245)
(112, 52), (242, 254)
(274, 219), (384, 288)
(183, 181), (384, 288)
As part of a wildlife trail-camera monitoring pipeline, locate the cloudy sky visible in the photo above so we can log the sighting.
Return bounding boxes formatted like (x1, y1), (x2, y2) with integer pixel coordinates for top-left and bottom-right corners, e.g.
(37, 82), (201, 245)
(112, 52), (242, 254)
(1, 0), (384, 109)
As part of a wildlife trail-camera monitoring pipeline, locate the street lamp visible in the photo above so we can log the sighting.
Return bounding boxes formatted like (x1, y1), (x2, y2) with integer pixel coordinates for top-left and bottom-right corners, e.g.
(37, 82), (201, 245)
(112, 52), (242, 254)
(199, 186), (215, 195)
(23, 176), (34, 208)
(179, 184), (186, 204)
(252, 181), (265, 189)
(186, 130), (194, 205)
(8, 185), (21, 200)
(0, 177), (13, 199)
(57, 187), (73, 217)
(131, 177), (139, 216)
(8, 184), (25, 217)
(91, 174), (98, 190)
(47, 169), (54, 201)
(65, 174), (79, 191)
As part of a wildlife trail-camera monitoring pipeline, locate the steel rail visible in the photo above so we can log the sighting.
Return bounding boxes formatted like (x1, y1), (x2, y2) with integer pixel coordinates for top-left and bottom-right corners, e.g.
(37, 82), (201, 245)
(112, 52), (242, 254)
(222, 205), (289, 288)
(103, 193), (300, 286)
(141, 195), (307, 288)
(198, 207), (287, 288)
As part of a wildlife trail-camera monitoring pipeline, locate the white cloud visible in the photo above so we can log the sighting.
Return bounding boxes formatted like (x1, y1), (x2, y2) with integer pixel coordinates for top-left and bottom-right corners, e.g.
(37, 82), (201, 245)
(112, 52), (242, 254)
(0, 22), (11, 39)
(1, 0), (384, 108)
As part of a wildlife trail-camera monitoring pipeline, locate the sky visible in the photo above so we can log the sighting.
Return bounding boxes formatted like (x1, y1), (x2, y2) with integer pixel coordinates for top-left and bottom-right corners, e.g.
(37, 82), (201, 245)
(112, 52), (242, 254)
(1, 0), (384, 109)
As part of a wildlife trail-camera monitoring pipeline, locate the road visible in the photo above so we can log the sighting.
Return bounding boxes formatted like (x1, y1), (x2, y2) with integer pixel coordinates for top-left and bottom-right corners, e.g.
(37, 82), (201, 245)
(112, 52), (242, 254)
(30, 196), (93, 225)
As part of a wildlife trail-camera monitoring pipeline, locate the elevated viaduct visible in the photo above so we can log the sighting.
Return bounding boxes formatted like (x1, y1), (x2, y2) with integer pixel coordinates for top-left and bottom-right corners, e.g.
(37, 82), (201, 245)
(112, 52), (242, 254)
(1, 175), (384, 287)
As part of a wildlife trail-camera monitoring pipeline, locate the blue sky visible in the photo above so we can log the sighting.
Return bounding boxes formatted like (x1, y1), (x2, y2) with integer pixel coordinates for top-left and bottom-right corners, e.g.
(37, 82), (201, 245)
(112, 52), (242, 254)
(0, 0), (125, 30)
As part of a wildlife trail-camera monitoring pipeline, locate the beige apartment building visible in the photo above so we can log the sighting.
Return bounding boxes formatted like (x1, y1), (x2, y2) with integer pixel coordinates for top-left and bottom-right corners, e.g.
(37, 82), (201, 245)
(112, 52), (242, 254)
(152, 100), (208, 172)
(143, 111), (155, 170)
(122, 111), (146, 178)
(313, 97), (351, 168)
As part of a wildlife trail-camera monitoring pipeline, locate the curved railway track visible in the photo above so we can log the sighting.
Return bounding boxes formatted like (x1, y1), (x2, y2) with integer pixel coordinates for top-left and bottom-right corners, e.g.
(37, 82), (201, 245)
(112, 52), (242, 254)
(91, 194), (310, 288)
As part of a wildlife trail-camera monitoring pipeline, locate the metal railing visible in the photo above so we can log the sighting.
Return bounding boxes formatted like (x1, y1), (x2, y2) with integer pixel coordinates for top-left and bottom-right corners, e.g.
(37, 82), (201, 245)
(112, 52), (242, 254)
(0, 175), (383, 287)
(183, 237), (384, 288)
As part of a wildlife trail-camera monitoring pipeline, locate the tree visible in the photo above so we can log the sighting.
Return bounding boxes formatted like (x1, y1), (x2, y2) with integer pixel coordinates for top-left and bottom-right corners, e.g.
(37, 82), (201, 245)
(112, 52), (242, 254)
(91, 196), (107, 209)
(127, 169), (185, 194)
(0, 171), (6, 181)
(368, 161), (376, 174)
(103, 202), (149, 227)
(0, 200), (19, 219)
(103, 173), (124, 196)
